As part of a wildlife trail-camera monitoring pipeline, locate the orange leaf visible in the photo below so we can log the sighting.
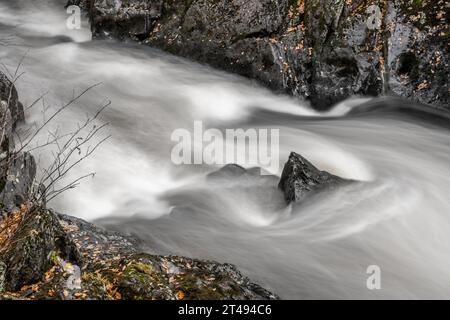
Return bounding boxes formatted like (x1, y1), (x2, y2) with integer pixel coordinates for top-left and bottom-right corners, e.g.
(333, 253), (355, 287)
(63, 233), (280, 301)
(176, 291), (185, 300)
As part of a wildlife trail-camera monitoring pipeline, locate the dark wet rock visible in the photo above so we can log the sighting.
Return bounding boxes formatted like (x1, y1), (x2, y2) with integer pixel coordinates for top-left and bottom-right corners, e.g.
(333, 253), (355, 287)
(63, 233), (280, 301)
(0, 100), (13, 161)
(0, 207), (278, 299)
(66, 0), (91, 9)
(0, 72), (25, 129)
(0, 70), (278, 300)
(107, 253), (277, 300)
(0, 152), (37, 214)
(0, 206), (79, 292)
(278, 152), (350, 204)
(1, 72), (36, 216)
(87, 0), (449, 110)
(386, 0), (449, 109)
(90, 0), (164, 41)
(207, 164), (266, 180)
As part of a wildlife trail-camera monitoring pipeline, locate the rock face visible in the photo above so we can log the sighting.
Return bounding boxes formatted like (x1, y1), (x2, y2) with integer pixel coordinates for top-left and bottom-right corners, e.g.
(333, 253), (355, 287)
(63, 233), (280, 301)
(386, 1), (449, 109)
(87, 0), (449, 110)
(0, 208), (278, 300)
(0, 72), (35, 216)
(278, 152), (349, 204)
(0, 206), (78, 292)
(0, 72), (25, 129)
(0, 152), (37, 214)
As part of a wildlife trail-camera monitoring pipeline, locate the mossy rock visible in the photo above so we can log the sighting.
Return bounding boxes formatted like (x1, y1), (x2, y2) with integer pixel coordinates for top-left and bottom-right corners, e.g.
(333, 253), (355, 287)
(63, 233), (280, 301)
(0, 207), (79, 292)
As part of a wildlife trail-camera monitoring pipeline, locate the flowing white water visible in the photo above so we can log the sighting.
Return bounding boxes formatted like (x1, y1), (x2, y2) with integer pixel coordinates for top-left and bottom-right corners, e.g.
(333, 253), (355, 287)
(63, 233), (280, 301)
(1, 0), (450, 299)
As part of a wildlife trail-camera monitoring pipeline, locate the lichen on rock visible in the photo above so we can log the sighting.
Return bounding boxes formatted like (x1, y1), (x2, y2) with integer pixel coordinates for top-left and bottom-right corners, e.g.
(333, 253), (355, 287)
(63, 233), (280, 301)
(0, 209), (279, 300)
(87, 0), (449, 110)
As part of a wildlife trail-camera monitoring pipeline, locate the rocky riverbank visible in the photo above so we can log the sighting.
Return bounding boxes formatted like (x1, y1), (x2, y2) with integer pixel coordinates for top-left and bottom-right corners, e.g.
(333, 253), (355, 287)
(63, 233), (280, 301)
(79, 0), (448, 111)
(0, 206), (279, 299)
(0, 70), (355, 299)
(0, 71), (281, 300)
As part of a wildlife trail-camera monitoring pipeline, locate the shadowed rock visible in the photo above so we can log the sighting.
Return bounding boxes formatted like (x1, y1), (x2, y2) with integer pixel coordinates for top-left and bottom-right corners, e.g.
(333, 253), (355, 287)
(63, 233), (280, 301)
(0, 152), (37, 214)
(0, 72), (35, 216)
(207, 164), (287, 214)
(0, 208), (279, 300)
(86, 0), (449, 111)
(90, 0), (164, 41)
(0, 72), (25, 129)
(278, 152), (350, 204)
(0, 207), (79, 292)
(206, 164), (269, 180)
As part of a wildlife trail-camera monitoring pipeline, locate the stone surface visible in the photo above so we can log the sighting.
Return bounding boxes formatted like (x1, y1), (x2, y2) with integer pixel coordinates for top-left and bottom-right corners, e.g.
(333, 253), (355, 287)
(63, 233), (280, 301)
(278, 152), (350, 204)
(386, 0), (449, 109)
(0, 72), (35, 216)
(0, 206), (78, 292)
(0, 152), (37, 214)
(0, 72), (25, 129)
(87, 0), (449, 110)
(0, 70), (278, 300)
(0, 208), (279, 299)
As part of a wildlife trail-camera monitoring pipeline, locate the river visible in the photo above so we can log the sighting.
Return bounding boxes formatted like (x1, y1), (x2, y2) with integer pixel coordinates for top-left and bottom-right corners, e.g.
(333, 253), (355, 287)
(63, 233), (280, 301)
(1, 0), (450, 299)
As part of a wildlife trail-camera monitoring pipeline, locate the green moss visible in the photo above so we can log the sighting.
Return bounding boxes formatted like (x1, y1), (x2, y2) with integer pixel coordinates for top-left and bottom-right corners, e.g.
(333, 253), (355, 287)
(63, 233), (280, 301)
(176, 273), (225, 300)
(81, 272), (112, 299)
(116, 260), (166, 300)
(411, 0), (423, 8)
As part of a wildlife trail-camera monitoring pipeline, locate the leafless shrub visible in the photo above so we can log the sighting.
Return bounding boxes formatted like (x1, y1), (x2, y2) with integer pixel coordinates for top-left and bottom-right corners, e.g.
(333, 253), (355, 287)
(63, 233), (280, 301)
(1, 56), (110, 209)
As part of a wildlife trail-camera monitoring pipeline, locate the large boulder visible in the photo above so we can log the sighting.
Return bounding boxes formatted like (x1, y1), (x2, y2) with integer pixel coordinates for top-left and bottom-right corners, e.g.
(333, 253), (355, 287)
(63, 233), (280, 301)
(87, 0), (449, 110)
(0, 206), (79, 292)
(0, 72), (25, 129)
(278, 152), (350, 204)
(90, 0), (164, 41)
(386, 0), (449, 109)
(0, 72), (35, 216)
(0, 152), (37, 214)
(0, 208), (279, 299)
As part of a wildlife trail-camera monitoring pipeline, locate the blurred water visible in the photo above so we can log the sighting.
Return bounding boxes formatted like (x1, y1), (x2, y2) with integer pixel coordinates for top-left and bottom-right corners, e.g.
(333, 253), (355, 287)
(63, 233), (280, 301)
(1, 0), (450, 299)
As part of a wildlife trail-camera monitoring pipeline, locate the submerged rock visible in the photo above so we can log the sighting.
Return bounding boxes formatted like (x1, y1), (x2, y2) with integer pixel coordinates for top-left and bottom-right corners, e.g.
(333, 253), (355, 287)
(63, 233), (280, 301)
(87, 0), (449, 110)
(278, 152), (350, 204)
(207, 164), (287, 215)
(207, 164), (270, 180)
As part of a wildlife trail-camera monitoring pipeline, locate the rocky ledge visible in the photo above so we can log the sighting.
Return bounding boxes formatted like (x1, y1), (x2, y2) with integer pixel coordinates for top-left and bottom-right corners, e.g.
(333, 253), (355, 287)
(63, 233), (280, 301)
(0, 206), (278, 299)
(78, 0), (448, 110)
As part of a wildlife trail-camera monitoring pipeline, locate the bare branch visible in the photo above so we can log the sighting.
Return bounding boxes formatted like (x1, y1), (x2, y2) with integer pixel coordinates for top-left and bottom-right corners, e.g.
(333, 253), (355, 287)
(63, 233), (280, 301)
(2, 59), (110, 208)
